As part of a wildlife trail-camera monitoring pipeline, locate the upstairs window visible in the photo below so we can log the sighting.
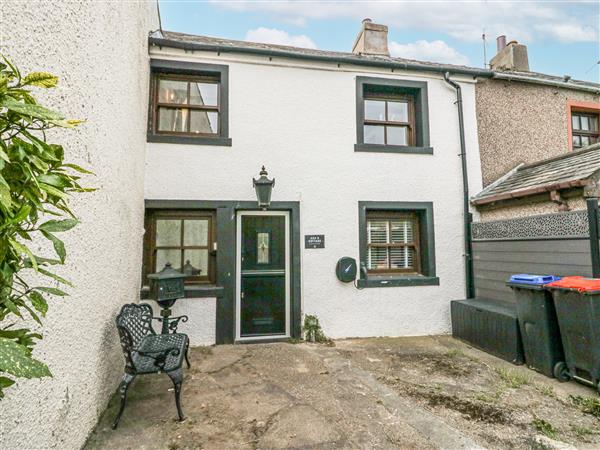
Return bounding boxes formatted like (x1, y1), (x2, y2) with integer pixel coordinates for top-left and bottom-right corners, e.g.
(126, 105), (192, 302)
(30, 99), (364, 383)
(155, 75), (220, 136)
(356, 77), (431, 154)
(363, 95), (416, 146)
(572, 111), (599, 149)
(148, 60), (230, 146)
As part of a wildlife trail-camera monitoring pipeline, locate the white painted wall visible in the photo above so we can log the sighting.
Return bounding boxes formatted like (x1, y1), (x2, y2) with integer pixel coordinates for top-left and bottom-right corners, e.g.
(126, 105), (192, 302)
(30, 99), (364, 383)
(142, 299), (216, 346)
(0, 2), (156, 449)
(145, 49), (484, 339)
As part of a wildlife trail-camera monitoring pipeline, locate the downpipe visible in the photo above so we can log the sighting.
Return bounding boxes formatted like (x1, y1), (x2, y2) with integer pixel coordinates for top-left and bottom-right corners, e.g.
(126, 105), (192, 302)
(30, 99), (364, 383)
(444, 72), (475, 299)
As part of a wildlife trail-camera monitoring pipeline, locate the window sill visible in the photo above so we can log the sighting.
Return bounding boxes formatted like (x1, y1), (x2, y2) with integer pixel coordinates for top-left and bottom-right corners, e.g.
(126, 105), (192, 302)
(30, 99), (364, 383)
(147, 133), (232, 146)
(357, 276), (439, 288)
(354, 143), (433, 154)
(140, 285), (224, 299)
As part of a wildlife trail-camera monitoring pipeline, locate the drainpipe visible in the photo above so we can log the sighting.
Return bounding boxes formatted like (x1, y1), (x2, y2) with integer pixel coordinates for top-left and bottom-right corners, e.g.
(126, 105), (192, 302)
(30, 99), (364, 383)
(443, 72), (475, 299)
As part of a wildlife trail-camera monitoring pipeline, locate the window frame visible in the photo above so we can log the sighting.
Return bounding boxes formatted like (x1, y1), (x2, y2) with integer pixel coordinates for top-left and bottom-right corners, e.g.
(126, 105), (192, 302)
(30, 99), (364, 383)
(153, 73), (221, 137)
(571, 111), (599, 150)
(567, 100), (600, 151)
(143, 209), (217, 286)
(355, 77), (432, 154)
(358, 201), (438, 288)
(147, 59), (231, 146)
(366, 211), (421, 275)
(363, 92), (417, 146)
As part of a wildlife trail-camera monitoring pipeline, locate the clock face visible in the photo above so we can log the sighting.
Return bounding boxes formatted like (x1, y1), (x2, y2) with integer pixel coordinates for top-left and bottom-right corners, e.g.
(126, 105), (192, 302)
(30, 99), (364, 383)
(337, 257), (357, 282)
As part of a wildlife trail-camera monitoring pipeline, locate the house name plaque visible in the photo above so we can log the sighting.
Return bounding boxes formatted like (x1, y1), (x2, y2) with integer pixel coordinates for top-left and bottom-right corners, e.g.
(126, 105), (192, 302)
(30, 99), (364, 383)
(305, 235), (325, 249)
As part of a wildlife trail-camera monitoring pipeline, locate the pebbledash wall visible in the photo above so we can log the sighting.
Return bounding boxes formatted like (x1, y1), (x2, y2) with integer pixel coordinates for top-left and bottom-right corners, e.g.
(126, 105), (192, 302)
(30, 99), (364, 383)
(476, 79), (600, 187)
(0, 2), (156, 449)
(144, 46), (484, 342)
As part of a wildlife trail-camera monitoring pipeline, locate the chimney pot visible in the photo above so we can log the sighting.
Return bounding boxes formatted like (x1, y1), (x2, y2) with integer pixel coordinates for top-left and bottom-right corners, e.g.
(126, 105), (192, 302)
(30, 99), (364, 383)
(352, 19), (389, 57)
(496, 35), (507, 52)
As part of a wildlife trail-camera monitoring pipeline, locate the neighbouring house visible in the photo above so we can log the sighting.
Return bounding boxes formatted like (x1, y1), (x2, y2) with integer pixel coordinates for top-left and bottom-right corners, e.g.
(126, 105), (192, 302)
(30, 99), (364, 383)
(474, 36), (600, 221)
(142, 20), (485, 345)
(467, 37), (600, 307)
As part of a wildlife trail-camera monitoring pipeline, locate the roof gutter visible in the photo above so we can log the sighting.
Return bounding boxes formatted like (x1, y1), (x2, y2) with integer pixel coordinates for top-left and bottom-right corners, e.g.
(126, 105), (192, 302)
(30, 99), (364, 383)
(443, 72), (475, 299)
(472, 179), (590, 206)
(492, 72), (600, 95)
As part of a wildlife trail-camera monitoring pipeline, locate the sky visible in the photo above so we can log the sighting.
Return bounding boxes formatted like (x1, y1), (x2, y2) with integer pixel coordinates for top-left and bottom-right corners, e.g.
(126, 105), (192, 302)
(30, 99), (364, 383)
(159, 0), (600, 82)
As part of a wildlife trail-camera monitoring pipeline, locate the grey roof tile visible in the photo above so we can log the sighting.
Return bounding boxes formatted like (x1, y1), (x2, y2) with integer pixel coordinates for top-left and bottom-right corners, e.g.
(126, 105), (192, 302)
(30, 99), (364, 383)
(472, 143), (600, 204)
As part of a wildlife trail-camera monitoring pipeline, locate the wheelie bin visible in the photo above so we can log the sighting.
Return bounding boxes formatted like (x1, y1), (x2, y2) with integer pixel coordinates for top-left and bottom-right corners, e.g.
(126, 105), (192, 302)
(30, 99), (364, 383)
(507, 274), (563, 378)
(546, 276), (600, 389)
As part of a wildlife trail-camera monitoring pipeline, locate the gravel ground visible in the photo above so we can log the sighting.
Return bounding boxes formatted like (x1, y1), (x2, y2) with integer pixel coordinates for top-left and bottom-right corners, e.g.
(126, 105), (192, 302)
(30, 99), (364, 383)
(85, 336), (600, 450)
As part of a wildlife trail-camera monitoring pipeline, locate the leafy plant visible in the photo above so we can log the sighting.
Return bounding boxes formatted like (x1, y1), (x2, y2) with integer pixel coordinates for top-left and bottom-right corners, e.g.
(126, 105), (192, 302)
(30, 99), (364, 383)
(303, 314), (330, 343)
(0, 54), (92, 398)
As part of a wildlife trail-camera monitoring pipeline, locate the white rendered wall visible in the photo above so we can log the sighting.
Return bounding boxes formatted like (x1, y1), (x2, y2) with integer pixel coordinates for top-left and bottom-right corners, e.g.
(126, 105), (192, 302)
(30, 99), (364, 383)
(0, 2), (156, 449)
(142, 299), (216, 346)
(145, 49), (484, 339)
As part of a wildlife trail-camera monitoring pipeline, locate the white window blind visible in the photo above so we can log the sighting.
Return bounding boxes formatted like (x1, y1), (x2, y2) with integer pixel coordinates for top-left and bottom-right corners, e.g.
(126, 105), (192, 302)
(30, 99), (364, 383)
(367, 216), (417, 272)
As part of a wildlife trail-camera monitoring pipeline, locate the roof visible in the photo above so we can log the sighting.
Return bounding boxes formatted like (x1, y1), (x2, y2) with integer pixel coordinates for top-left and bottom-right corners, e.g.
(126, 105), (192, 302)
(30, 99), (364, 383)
(471, 143), (600, 206)
(149, 30), (600, 93)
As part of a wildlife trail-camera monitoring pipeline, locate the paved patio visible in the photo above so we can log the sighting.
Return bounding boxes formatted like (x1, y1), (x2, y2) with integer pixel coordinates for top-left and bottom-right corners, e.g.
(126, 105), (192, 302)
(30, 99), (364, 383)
(86, 336), (600, 449)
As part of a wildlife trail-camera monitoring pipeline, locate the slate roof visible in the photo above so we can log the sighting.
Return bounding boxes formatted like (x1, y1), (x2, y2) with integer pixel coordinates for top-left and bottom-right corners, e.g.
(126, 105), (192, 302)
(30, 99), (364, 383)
(151, 30), (486, 75)
(149, 30), (600, 92)
(471, 143), (600, 205)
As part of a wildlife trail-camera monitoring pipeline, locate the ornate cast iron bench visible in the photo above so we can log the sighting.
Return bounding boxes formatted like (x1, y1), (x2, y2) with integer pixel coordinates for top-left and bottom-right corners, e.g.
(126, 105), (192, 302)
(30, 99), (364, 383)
(112, 303), (190, 429)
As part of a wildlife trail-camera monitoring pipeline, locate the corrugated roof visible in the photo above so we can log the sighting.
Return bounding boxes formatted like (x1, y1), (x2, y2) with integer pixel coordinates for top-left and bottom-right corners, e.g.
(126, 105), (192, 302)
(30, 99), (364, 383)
(150, 30), (600, 92)
(472, 143), (600, 205)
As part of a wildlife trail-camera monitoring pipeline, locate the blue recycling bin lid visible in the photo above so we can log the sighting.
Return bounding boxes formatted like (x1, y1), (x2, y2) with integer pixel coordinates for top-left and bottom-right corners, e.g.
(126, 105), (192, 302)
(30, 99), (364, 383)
(508, 274), (562, 285)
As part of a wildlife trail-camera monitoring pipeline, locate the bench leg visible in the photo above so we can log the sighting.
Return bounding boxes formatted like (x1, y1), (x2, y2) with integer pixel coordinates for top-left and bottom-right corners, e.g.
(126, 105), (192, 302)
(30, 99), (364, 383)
(185, 342), (191, 369)
(112, 373), (135, 429)
(167, 368), (184, 421)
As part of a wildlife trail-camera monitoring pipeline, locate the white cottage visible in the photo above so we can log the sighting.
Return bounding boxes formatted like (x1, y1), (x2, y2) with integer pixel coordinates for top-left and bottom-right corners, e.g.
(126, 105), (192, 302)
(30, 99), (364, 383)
(142, 20), (485, 345)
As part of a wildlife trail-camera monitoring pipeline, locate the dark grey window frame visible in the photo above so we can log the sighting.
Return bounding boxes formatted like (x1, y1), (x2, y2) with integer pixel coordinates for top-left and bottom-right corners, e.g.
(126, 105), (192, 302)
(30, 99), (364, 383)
(358, 201), (439, 288)
(355, 77), (432, 154)
(147, 59), (231, 146)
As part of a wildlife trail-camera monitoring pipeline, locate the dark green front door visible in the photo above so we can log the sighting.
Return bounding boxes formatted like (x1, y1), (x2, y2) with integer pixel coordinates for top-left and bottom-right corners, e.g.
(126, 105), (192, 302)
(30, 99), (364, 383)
(238, 212), (288, 339)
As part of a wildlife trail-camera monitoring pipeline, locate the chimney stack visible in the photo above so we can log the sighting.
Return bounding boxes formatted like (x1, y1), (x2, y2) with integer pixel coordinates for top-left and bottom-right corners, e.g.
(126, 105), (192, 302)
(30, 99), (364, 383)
(352, 18), (389, 57)
(490, 36), (529, 72)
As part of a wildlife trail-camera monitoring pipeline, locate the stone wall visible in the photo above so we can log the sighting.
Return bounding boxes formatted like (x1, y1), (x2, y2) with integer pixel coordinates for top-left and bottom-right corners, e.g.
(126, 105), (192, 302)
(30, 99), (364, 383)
(0, 2), (155, 448)
(475, 78), (600, 186)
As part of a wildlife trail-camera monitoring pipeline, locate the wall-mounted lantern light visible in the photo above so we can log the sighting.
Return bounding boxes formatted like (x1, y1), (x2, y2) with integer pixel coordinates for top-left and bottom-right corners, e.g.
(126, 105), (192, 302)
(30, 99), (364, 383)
(253, 166), (275, 210)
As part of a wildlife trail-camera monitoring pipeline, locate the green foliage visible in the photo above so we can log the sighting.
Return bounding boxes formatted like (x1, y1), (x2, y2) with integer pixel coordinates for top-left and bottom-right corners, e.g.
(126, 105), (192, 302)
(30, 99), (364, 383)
(570, 395), (600, 417)
(303, 314), (331, 344)
(0, 54), (92, 398)
(495, 367), (531, 388)
(534, 383), (556, 398)
(532, 417), (557, 439)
